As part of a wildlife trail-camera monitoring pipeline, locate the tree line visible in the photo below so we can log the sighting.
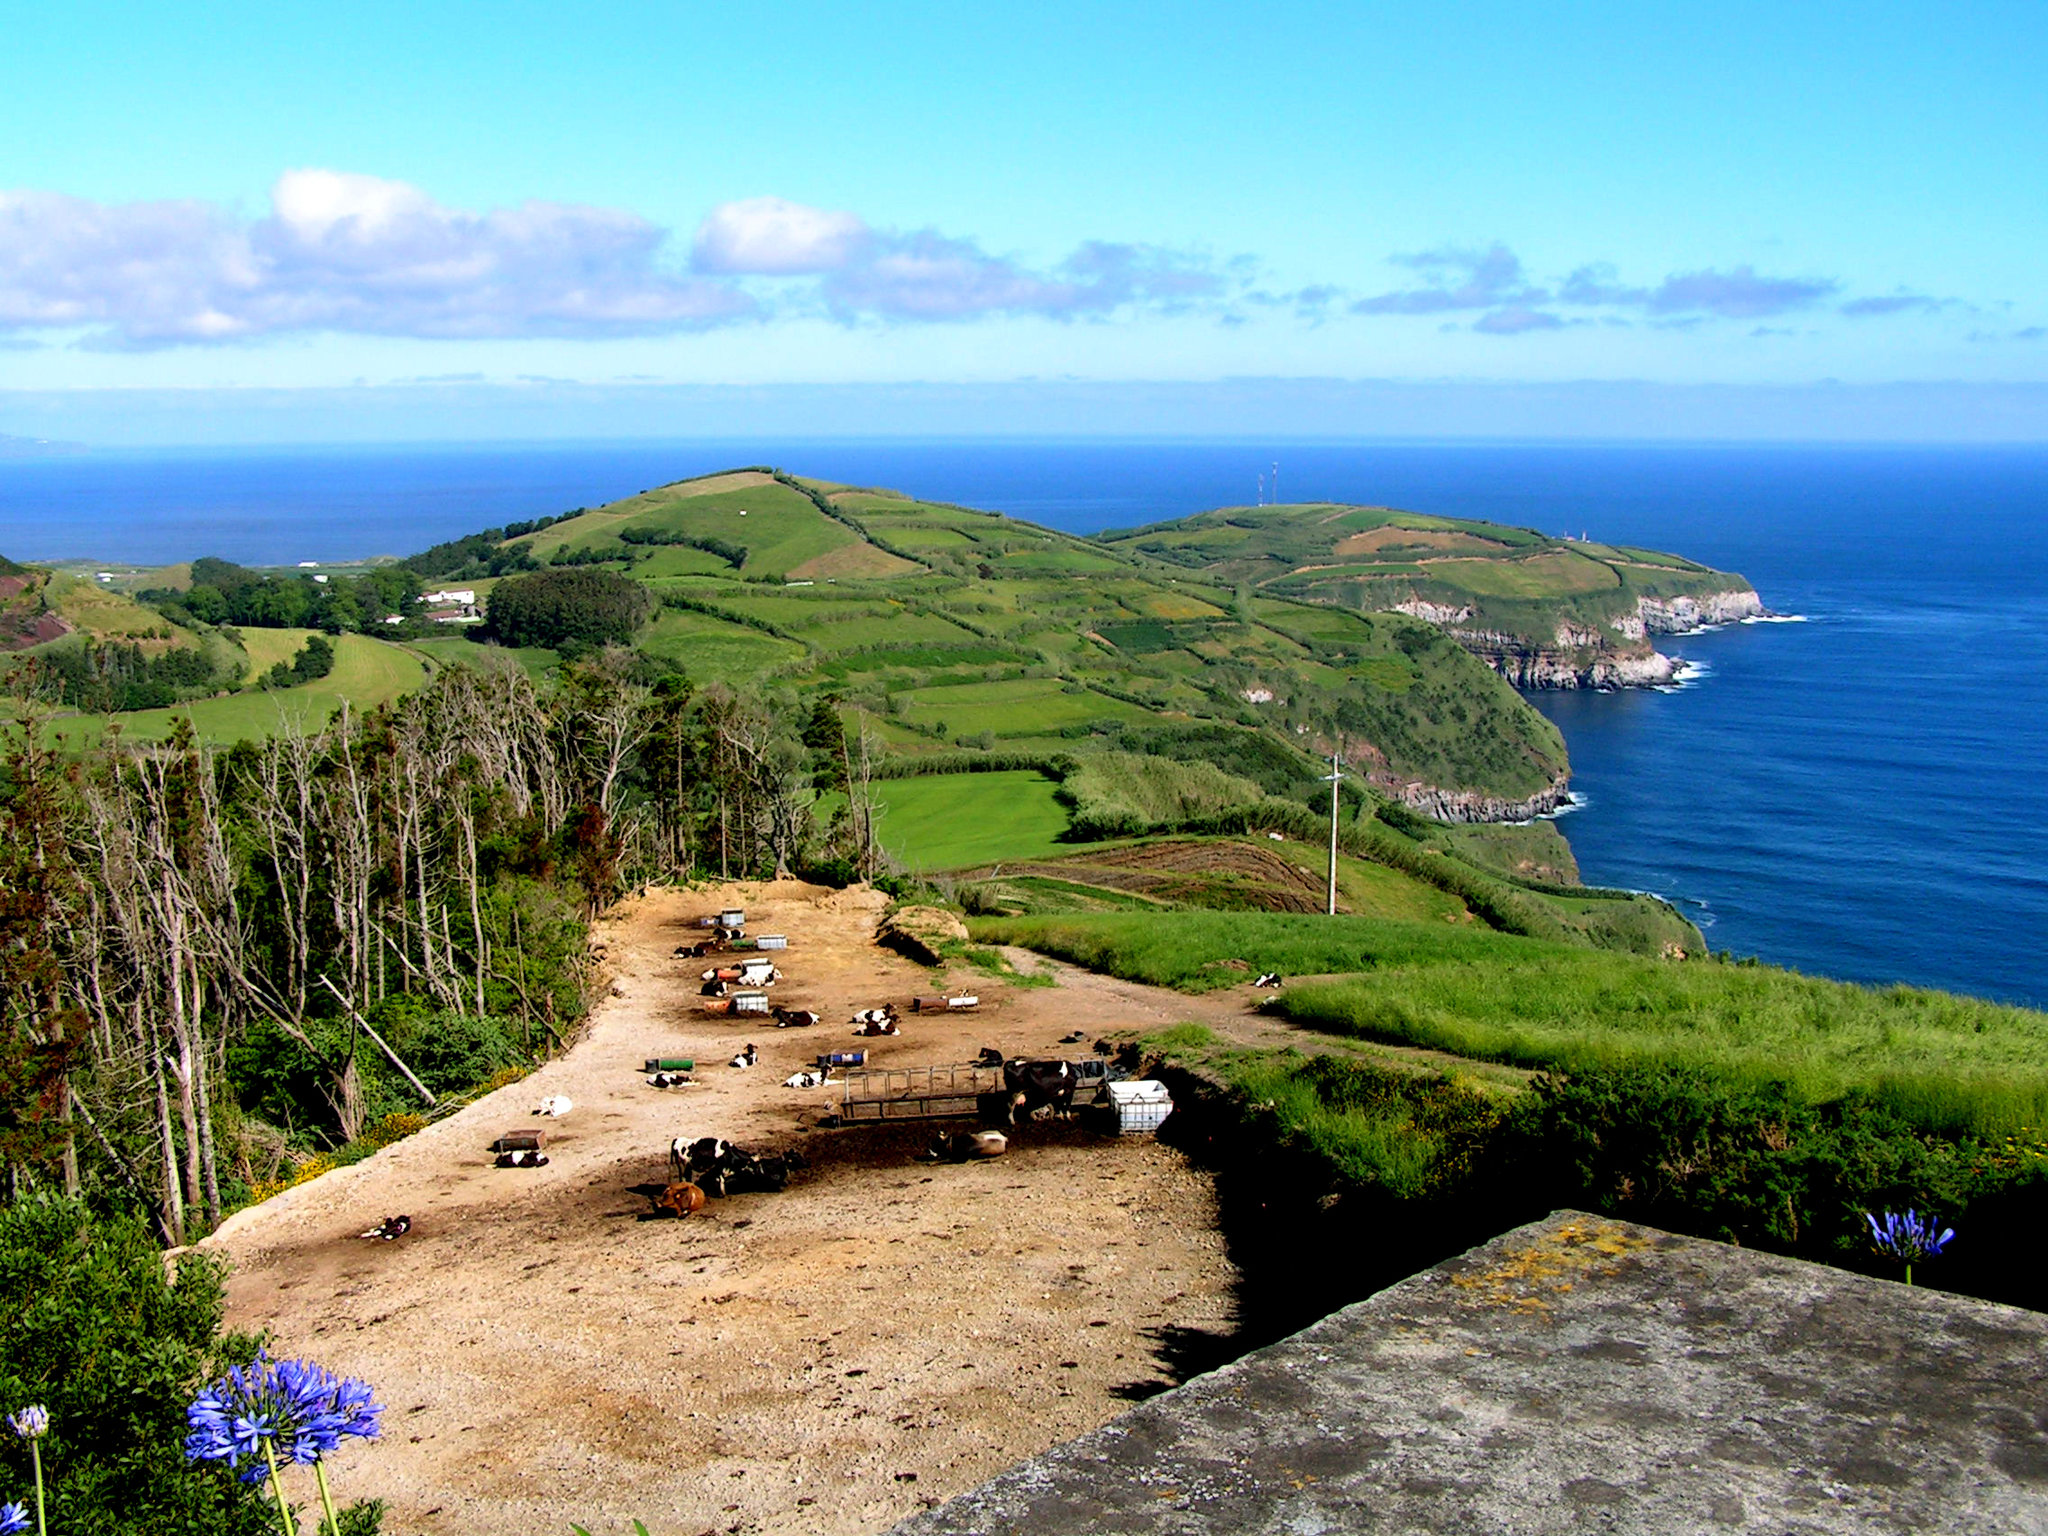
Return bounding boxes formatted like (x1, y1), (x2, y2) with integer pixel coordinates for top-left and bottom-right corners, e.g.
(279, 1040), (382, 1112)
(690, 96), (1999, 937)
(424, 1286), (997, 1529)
(0, 654), (886, 1248)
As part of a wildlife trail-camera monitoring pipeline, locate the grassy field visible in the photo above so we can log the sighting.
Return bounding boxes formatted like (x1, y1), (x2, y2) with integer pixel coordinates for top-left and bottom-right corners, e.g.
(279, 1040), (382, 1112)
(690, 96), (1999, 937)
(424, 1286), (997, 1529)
(42, 574), (192, 649)
(977, 908), (2048, 1138)
(890, 678), (1157, 738)
(1271, 960), (2048, 1137)
(407, 635), (560, 676)
(636, 608), (807, 684)
(54, 633), (428, 745)
(513, 473), (864, 578)
(970, 909), (1537, 991)
(874, 771), (1073, 869)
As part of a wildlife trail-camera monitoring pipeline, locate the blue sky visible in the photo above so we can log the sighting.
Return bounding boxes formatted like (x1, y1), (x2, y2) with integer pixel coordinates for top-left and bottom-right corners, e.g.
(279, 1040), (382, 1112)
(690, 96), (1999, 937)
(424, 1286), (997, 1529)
(3, 1), (2045, 438)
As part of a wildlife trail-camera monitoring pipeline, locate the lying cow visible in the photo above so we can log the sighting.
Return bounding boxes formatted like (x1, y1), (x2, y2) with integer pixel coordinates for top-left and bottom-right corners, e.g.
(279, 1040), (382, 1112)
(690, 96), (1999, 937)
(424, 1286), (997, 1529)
(1254, 972), (1283, 988)
(782, 1069), (832, 1089)
(496, 1148), (550, 1168)
(534, 1094), (573, 1117)
(645, 1071), (692, 1089)
(729, 1043), (758, 1068)
(851, 1017), (899, 1037)
(975, 1046), (1005, 1069)
(926, 1130), (1007, 1162)
(772, 1007), (819, 1029)
(649, 1181), (706, 1219)
(670, 1135), (805, 1198)
(1002, 1059), (1076, 1125)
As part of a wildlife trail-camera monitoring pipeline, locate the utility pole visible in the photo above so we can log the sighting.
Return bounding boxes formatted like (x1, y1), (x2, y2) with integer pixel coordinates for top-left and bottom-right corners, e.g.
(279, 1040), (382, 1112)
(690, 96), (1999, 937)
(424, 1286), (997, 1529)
(1323, 739), (1344, 916)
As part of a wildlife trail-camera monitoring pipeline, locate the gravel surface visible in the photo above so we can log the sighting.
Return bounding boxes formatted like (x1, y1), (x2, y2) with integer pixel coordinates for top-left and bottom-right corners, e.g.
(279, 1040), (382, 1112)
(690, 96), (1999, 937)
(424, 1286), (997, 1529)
(204, 881), (1242, 1536)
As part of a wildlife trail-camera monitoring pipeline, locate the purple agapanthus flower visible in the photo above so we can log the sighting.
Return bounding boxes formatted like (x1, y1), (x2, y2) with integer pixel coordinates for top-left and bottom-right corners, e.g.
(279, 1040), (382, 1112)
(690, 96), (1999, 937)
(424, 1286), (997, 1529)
(1865, 1208), (1955, 1265)
(185, 1351), (383, 1482)
(0, 1501), (26, 1534)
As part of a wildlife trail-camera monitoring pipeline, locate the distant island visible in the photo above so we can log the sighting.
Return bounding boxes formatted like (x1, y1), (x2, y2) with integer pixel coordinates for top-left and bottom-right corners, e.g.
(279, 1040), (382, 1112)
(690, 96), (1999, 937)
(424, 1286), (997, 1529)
(0, 430), (88, 457)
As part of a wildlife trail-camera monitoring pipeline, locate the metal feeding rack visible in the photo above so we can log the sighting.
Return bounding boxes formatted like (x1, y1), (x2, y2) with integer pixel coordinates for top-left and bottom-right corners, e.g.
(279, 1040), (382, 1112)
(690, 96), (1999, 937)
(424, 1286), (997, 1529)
(836, 1060), (1008, 1124)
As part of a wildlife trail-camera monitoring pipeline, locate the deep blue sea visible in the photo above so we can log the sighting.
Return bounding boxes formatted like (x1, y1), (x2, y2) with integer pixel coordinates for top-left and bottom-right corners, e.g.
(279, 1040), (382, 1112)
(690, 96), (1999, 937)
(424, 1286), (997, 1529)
(4, 439), (2044, 1008)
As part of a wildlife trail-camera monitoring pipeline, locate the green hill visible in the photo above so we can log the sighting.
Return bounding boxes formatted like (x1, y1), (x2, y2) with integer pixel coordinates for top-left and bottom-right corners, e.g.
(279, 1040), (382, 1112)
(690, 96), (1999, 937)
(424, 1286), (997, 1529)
(489, 469), (1572, 815)
(1097, 503), (1766, 688)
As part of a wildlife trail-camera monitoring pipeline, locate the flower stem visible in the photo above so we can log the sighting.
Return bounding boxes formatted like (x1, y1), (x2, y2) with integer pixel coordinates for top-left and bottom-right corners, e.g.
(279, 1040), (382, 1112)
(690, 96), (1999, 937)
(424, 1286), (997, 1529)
(1905, 1261), (1914, 1287)
(30, 1441), (44, 1536)
(261, 1440), (296, 1536)
(312, 1459), (342, 1536)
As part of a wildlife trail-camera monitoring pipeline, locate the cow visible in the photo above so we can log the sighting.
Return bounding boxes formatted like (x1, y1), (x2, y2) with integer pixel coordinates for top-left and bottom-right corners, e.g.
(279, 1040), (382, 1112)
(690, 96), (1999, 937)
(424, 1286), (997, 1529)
(496, 1148), (550, 1168)
(725, 1147), (804, 1193)
(1002, 1059), (1077, 1124)
(729, 1043), (759, 1069)
(534, 1094), (573, 1117)
(645, 1071), (691, 1089)
(974, 1046), (1005, 1069)
(851, 1017), (899, 1037)
(925, 1130), (1007, 1162)
(782, 1069), (831, 1089)
(1254, 972), (1283, 988)
(650, 1181), (707, 1219)
(358, 1214), (411, 1240)
(771, 1007), (820, 1029)
(670, 1137), (804, 1198)
(670, 1135), (727, 1185)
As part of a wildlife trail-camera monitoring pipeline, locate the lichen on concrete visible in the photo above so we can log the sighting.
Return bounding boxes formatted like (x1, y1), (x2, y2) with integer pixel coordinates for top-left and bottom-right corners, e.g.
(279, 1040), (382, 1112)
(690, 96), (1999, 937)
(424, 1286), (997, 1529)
(893, 1211), (2048, 1534)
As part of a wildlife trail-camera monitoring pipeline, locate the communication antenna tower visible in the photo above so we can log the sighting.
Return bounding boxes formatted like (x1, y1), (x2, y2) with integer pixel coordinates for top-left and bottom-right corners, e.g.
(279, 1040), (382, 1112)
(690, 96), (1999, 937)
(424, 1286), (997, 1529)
(1272, 462), (1280, 505)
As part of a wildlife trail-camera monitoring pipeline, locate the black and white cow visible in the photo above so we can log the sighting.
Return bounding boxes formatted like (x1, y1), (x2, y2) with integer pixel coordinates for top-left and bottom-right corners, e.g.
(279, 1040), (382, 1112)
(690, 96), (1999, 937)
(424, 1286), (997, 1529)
(1001, 1059), (1077, 1124)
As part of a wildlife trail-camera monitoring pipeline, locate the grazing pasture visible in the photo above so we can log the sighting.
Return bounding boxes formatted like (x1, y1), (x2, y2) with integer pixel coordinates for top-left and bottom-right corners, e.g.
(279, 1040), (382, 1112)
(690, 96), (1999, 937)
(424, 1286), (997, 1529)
(874, 769), (1073, 868)
(1272, 958), (2048, 1137)
(55, 632), (428, 745)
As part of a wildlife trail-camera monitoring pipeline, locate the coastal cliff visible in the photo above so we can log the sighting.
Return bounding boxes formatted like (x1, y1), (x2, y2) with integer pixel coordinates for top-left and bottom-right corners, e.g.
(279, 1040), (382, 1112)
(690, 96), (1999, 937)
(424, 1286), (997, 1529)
(1415, 586), (1767, 689)
(1096, 502), (1769, 693)
(1388, 774), (1577, 823)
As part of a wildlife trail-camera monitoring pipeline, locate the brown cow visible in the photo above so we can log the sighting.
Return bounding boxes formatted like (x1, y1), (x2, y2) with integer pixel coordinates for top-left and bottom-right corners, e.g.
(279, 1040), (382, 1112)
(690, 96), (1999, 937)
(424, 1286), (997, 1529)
(650, 1181), (707, 1219)
(926, 1130), (1007, 1161)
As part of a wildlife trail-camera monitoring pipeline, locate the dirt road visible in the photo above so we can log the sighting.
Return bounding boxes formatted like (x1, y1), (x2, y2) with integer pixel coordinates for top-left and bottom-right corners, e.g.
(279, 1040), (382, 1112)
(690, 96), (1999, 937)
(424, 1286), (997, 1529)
(205, 882), (1253, 1536)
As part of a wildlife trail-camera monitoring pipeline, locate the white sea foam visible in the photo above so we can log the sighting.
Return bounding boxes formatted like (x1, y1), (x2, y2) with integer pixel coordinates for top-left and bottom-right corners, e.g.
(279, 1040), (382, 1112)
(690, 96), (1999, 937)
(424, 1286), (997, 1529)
(1534, 792), (1588, 822)
(1743, 612), (1809, 624)
(1653, 659), (1712, 694)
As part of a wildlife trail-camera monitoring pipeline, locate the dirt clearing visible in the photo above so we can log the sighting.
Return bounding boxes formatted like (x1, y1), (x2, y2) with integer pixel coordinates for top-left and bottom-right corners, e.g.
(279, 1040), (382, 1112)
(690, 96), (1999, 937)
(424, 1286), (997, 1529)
(205, 881), (1240, 1536)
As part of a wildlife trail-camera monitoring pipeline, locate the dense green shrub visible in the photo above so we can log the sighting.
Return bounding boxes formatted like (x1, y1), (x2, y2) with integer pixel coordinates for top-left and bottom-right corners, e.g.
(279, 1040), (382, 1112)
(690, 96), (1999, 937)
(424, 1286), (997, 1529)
(262, 632), (334, 689)
(485, 568), (652, 650)
(1496, 1066), (2048, 1311)
(32, 638), (241, 713)
(0, 1196), (382, 1534)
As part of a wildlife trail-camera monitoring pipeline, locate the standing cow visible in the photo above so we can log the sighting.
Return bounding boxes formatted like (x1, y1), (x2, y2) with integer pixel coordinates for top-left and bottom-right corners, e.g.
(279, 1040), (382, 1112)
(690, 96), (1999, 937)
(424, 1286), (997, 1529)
(1001, 1059), (1077, 1124)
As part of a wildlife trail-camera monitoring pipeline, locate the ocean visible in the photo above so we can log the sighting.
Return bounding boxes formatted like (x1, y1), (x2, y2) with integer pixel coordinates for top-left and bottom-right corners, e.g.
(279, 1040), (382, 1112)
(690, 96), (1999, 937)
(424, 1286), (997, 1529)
(4, 439), (2044, 1008)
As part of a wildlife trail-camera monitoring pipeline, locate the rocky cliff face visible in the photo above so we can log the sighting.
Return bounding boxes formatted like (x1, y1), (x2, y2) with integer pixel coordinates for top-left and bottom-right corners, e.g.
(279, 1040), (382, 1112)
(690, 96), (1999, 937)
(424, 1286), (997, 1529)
(1424, 586), (1765, 690)
(1388, 774), (1576, 824)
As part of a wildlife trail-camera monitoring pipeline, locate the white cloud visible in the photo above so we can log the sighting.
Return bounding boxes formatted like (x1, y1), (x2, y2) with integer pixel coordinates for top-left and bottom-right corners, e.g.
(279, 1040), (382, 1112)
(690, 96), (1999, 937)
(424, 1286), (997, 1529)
(691, 196), (870, 275)
(0, 172), (756, 347)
